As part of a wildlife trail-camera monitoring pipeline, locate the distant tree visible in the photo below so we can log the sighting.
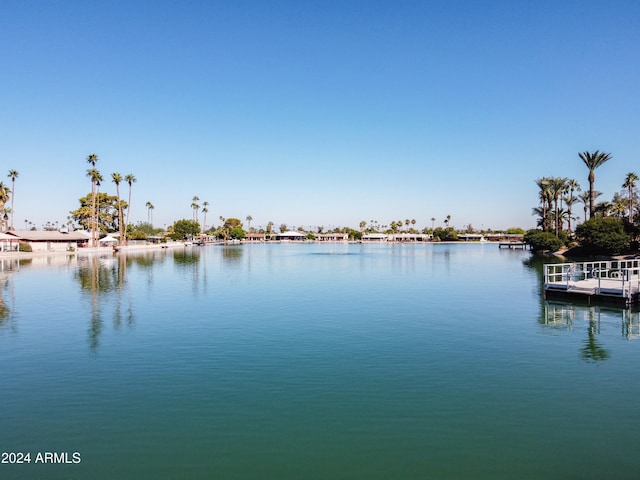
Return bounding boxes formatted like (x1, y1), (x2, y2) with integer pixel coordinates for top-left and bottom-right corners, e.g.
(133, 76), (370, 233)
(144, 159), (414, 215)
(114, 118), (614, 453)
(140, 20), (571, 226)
(202, 202), (209, 232)
(191, 195), (200, 222)
(579, 150), (612, 219)
(7, 169), (18, 230)
(246, 215), (253, 231)
(112, 173), (124, 243)
(70, 192), (123, 234)
(124, 174), (136, 244)
(145, 201), (154, 224)
(524, 229), (563, 253)
(0, 182), (10, 232)
(86, 153), (99, 246)
(623, 172), (639, 223)
(280, 223), (288, 233)
(359, 220), (366, 232)
(170, 219), (200, 240)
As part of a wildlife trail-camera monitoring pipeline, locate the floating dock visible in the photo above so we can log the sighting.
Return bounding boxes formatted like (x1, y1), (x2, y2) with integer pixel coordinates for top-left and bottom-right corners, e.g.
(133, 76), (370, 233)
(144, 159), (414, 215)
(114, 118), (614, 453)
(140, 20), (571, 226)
(499, 241), (529, 249)
(544, 259), (640, 305)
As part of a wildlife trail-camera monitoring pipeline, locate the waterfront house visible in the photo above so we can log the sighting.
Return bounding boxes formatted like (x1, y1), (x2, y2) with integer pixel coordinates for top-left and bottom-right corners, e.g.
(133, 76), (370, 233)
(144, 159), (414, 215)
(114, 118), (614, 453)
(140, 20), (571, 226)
(7, 230), (91, 252)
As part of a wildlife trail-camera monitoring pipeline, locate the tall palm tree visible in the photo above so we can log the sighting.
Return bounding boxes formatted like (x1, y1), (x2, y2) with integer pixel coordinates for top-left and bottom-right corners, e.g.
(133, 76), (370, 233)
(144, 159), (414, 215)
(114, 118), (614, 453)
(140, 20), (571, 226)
(145, 201), (154, 224)
(431, 218), (435, 231)
(191, 195), (200, 223)
(534, 177), (553, 232)
(547, 177), (568, 236)
(86, 154), (99, 246)
(112, 173), (124, 244)
(579, 150), (612, 219)
(124, 174), (136, 244)
(86, 168), (101, 246)
(246, 214), (253, 232)
(7, 170), (18, 230)
(623, 172), (639, 223)
(563, 194), (578, 234)
(202, 203), (209, 233)
(93, 170), (104, 240)
(578, 190), (603, 223)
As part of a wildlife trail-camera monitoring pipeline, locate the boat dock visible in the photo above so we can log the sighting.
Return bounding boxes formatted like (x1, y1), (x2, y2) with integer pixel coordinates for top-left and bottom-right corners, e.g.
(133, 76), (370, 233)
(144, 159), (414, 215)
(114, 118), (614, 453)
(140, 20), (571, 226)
(544, 259), (640, 305)
(499, 241), (529, 249)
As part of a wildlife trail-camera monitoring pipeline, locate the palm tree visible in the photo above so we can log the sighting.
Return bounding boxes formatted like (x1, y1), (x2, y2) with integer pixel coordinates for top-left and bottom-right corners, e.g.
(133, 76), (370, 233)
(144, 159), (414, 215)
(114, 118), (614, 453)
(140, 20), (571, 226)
(623, 172), (639, 223)
(548, 177), (568, 236)
(534, 177), (553, 232)
(431, 218), (435, 231)
(86, 167), (101, 246)
(112, 173), (124, 244)
(145, 201), (154, 224)
(191, 195), (200, 222)
(202, 201), (209, 232)
(563, 194), (578, 234)
(93, 171), (104, 239)
(124, 174), (136, 244)
(7, 170), (18, 230)
(579, 150), (612, 219)
(246, 214), (253, 232)
(86, 154), (99, 246)
(578, 190), (603, 223)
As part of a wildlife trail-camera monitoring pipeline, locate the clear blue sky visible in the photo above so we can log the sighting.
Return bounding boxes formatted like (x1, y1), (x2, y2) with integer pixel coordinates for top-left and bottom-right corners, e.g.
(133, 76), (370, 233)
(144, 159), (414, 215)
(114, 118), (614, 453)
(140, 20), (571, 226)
(1, 0), (639, 232)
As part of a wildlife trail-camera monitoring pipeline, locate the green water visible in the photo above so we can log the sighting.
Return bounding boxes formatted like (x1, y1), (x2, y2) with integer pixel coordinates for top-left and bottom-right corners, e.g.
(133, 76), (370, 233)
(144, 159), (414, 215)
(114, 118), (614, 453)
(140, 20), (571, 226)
(1, 243), (639, 479)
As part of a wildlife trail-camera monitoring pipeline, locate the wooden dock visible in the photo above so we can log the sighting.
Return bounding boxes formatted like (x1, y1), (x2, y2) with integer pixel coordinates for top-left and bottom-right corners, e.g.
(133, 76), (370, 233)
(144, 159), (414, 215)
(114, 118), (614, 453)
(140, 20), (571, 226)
(499, 242), (529, 249)
(544, 260), (640, 305)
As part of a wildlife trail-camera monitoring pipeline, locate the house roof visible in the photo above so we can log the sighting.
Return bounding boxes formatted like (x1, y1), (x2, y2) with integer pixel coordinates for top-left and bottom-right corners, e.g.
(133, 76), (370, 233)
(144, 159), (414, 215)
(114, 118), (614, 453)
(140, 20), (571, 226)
(7, 230), (91, 242)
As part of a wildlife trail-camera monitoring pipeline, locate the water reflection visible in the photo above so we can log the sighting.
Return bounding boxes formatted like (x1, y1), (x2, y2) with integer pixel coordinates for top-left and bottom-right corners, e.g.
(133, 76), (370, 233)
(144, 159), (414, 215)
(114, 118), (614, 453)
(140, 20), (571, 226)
(542, 301), (640, 362)
(221, 246), (243, 264)
(74, 254), (138, 349)
(0, 258), (28, 330)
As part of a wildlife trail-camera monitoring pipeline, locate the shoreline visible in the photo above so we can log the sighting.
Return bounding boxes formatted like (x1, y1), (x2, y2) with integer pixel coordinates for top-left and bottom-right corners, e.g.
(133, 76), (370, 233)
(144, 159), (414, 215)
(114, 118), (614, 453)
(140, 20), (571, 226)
(0, 240), (503, 260)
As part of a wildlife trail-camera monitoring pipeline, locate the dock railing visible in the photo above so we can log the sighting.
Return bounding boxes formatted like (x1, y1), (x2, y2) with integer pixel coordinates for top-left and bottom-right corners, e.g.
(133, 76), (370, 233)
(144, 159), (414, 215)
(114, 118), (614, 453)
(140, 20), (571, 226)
(544, 260), (640, 299)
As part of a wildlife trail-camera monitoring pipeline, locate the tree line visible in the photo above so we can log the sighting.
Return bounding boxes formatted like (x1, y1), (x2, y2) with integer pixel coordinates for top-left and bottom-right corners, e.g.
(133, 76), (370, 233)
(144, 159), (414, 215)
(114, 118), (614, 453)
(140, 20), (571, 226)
(528, 150), (640, 255)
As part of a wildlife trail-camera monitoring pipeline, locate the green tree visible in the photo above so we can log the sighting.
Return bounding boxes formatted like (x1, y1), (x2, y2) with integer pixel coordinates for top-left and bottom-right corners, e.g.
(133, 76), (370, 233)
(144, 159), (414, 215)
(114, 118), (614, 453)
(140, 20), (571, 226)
(574, 217), (631, 255)
(246, 215), (253, 231)
(170, 219), (200, 240)
(7, 169), (18, 230)
(112, 173), (124, 244)
(623, 172), (639, 223)
(191, 195), (200, 222)
(524, 229), (563, 253)
(70, 192), (123, 234)
(0, 182), (10, 232)
(579, 150), (612, 219)
(124, 174), (136, 244)
(202, 202), (210, 232)
(86, 153), (100, 246)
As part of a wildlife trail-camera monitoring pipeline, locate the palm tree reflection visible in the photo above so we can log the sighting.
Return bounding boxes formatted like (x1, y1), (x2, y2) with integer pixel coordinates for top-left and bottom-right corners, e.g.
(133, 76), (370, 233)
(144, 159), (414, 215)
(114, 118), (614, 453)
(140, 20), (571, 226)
(76, 255), (134, 350)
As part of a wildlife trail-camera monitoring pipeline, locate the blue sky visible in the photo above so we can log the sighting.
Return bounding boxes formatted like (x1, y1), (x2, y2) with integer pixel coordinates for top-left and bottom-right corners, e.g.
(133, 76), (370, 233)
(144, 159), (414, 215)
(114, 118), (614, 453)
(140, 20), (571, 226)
(1, 0), (639, 232)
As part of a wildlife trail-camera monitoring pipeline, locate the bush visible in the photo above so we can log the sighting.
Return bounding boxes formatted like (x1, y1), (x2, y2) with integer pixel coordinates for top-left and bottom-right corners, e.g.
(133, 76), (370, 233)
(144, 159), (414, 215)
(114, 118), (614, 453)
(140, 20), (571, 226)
(524, 230), (564, 253)
(18, 242), (32, 252)
(574, 217), (631, 255)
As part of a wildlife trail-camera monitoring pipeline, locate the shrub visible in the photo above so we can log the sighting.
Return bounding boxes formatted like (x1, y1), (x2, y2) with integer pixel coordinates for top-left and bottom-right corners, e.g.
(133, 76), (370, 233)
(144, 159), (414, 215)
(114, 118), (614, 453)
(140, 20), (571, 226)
(574, 217), (631, 255)
(18, 242), (32, 252)
(524, 230), (564, 253)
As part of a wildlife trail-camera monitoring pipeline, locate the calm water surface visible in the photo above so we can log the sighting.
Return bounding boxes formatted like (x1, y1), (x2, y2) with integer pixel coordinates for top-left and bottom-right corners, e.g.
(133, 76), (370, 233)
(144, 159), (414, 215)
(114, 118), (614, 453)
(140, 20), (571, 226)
(1, 243), (639, 479)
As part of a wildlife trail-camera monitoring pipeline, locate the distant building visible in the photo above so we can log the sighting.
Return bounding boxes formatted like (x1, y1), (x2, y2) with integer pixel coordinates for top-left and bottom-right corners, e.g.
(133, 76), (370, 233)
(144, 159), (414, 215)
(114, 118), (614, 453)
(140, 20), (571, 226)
(7, 230), (91, 252)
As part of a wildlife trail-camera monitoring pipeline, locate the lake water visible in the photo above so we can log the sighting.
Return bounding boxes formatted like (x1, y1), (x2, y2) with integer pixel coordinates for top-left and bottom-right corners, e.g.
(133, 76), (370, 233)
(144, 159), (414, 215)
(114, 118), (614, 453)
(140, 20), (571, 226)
(1, 243), (639, 479)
